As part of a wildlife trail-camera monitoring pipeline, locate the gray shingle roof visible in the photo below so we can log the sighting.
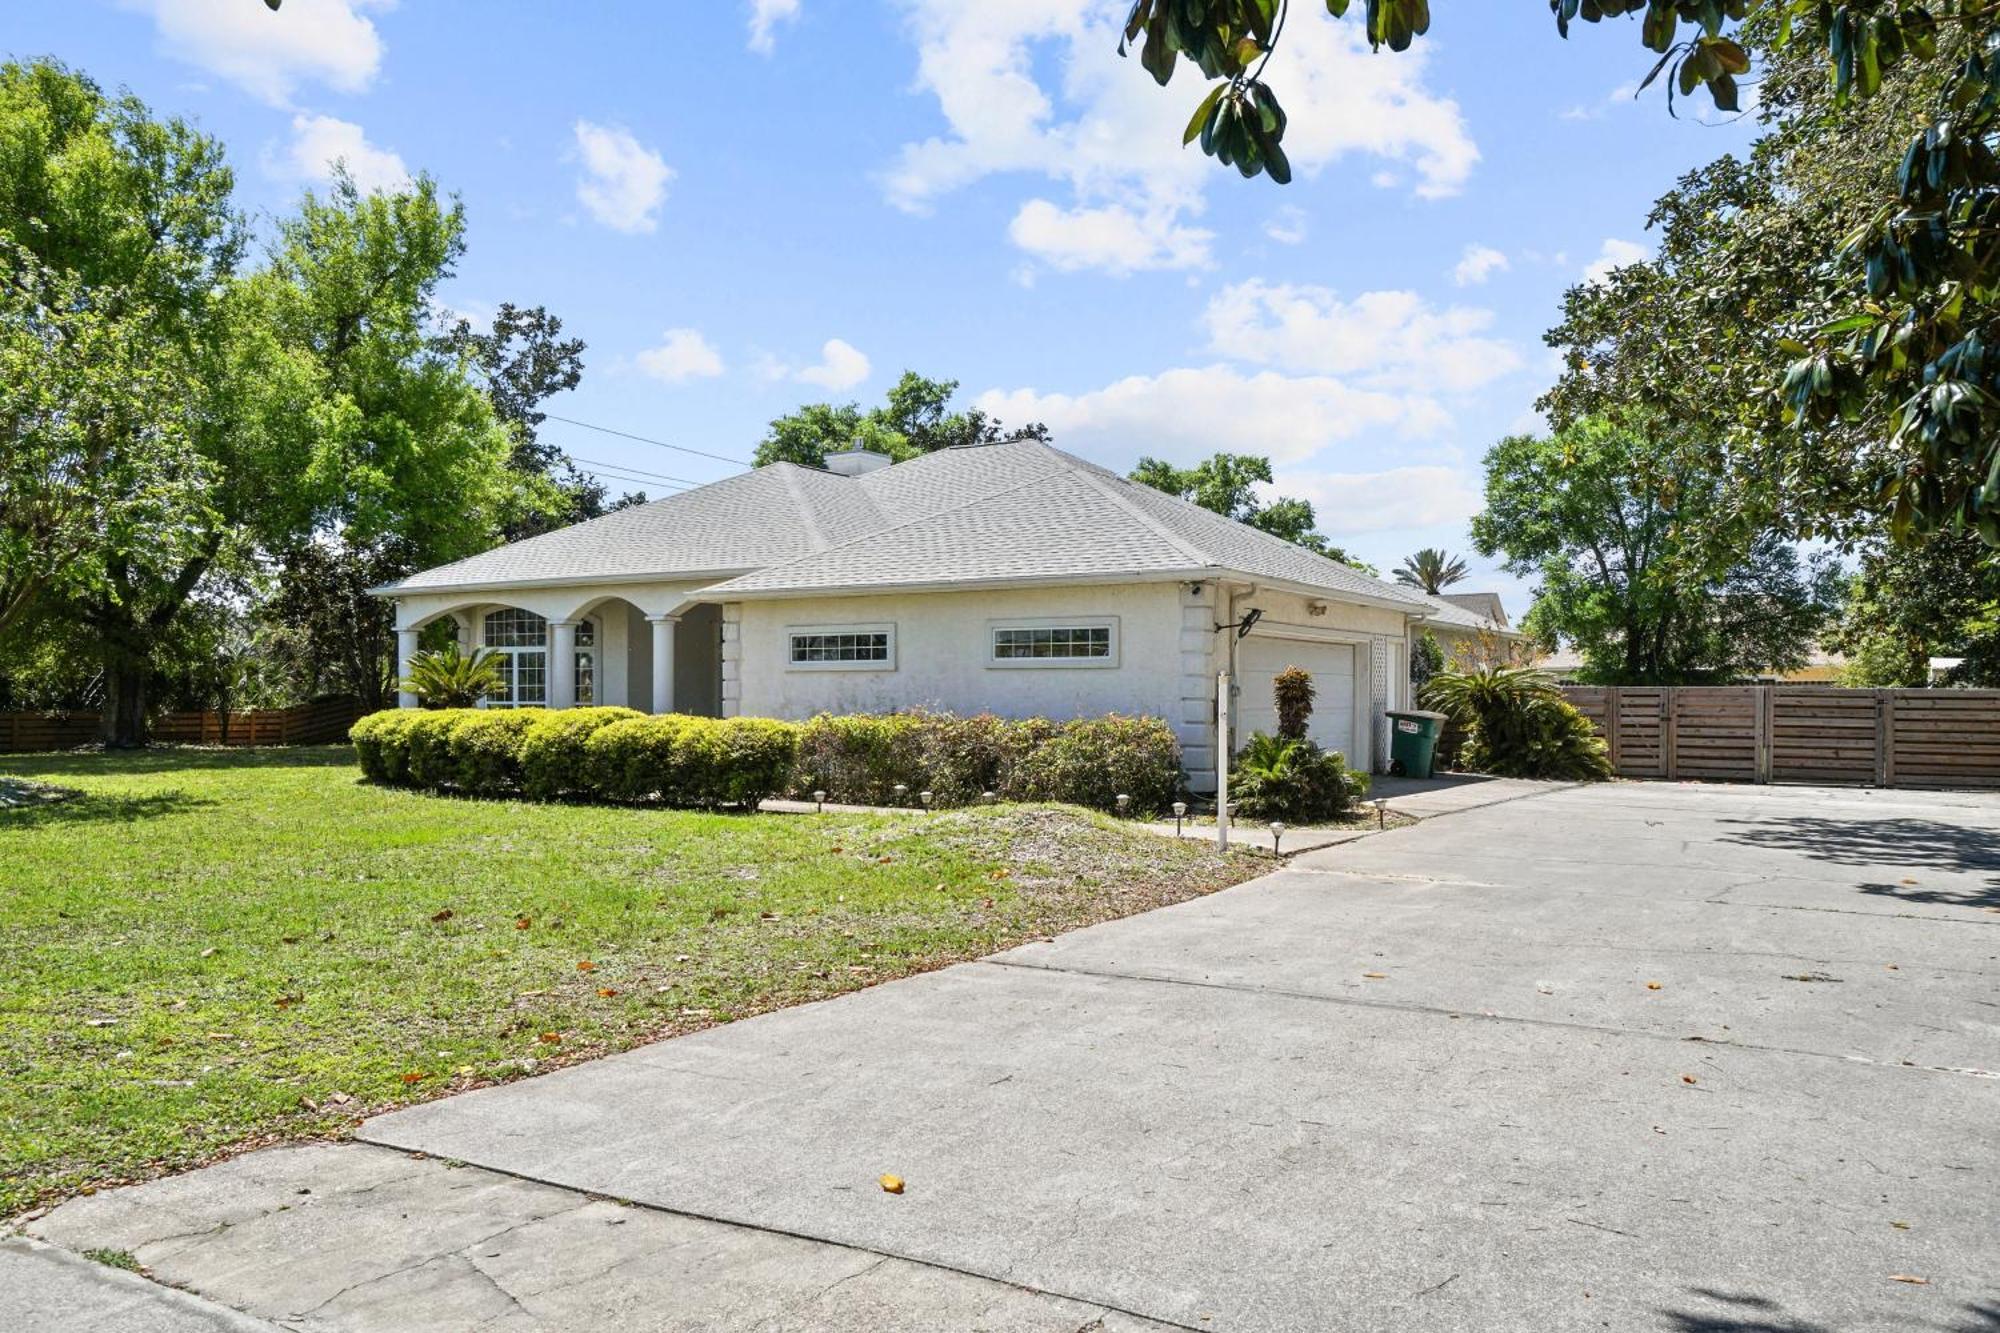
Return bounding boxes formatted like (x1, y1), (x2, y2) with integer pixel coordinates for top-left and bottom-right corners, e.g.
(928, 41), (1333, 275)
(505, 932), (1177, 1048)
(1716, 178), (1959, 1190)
(382, 463), (884, 593)
(1413, 590), (1517, 634)
(385, 438), (1431, 614)
(704, 441), (1429, 608)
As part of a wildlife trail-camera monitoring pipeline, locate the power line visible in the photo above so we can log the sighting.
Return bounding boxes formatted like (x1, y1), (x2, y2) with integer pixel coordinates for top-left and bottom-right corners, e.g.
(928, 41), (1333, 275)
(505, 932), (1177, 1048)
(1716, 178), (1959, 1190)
(542, 412), (751, 467)
(563, 453), (705, 489)
(567, 461), (694, 494)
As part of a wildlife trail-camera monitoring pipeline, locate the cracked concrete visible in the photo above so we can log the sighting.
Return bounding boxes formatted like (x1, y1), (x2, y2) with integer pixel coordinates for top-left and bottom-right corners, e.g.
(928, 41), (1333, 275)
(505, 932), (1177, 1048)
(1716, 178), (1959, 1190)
(21, 1143), (1174, 1332)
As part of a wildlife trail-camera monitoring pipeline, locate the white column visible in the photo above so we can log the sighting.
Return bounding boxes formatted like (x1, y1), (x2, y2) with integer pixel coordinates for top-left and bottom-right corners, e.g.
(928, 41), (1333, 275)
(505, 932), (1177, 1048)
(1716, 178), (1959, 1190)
(550, 621), (578, 709)
(396, 628), (420, 709)
(648, 615), (678, 714)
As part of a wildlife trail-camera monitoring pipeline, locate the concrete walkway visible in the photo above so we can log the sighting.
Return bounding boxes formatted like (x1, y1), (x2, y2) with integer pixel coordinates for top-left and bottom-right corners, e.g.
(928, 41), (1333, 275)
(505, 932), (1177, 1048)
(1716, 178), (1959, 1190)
(22, 780), (2000, 1330)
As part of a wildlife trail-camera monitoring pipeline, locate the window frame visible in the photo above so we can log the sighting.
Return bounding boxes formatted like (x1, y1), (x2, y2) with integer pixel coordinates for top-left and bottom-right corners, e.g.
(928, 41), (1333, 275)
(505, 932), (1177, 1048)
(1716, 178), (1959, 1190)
(785, 622), (897, 672)
(481, 607), (550, 708)
(986, 616), (1121, 669)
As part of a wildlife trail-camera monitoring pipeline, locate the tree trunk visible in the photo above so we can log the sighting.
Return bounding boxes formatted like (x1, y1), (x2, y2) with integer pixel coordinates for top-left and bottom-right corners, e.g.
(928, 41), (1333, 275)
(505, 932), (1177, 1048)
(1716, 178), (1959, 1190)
(100, 647), (150, 748)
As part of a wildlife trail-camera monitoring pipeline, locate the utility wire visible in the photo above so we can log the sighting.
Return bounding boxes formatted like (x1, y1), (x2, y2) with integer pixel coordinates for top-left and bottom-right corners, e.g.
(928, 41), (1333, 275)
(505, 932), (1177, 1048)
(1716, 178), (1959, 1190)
(567, 461), (694, 494)
(542, 412), (751, 467)
(562, 453), (705, 489)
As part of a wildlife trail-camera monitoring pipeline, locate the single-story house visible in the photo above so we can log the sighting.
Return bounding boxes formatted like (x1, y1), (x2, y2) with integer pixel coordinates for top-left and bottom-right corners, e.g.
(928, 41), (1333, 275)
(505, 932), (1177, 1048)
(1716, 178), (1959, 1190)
(1410, 590), (1525, 666)
(374, 439), (1485, 791)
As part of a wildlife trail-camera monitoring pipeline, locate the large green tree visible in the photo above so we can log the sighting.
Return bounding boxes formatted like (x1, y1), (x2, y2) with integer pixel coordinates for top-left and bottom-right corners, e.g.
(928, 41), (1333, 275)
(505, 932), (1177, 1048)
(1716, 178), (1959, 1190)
(1474, 417), (1841, 684)
(1829, 531), (2000, 685)
(752, 371), (1047, 468)
(1129, 451), (1375, 571)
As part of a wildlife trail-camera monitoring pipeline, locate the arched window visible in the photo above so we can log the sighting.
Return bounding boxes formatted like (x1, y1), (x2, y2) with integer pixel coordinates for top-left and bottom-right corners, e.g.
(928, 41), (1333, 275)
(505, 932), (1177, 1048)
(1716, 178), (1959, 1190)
(483, 608), (548, 707)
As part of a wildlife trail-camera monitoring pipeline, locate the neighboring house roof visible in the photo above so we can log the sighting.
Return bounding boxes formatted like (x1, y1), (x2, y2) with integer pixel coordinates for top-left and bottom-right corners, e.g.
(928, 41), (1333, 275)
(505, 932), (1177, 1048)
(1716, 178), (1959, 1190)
(1437, 591), (1508, 628)
(381, 438), (1430, 612)
(1412, 590), (1519, 637)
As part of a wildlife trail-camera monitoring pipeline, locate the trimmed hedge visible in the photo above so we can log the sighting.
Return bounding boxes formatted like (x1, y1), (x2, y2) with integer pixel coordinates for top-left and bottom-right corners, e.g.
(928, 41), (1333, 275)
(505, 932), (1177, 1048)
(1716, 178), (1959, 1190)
(349, 707), (801, 810)
(350, 706), (1185, 814)
(791, 709), (1180, 814)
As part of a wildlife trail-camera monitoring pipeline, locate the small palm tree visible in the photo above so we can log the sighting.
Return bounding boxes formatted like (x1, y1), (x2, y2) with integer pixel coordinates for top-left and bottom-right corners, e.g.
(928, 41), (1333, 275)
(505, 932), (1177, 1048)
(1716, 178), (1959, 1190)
(1394, 548), (1471, 594)
(401, 646), (505, 709)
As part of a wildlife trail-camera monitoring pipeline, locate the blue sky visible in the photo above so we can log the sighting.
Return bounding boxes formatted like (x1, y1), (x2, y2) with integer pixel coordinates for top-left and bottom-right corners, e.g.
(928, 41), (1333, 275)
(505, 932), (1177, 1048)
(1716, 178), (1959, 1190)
(11, 1), (1758, 611)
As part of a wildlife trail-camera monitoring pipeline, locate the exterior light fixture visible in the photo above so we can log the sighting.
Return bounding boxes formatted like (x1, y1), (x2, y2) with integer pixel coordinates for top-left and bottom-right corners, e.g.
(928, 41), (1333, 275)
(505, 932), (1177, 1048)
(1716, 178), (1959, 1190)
(1115, 793), (1131, 816)
(981, 790), (997, 804)
(812, 789), (827, 813)
(1172, 800), (1187, 837)
(1270, 820), (1286, 855)
(1374, 798), (1387, 830)
(893, 783), (909, 806)
(919, 790), (934, 810)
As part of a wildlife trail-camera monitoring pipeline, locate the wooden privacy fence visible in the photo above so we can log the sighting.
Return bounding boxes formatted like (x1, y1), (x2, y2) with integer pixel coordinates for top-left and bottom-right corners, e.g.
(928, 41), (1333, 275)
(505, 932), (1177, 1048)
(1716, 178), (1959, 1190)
(0, 696), (363, 753)
(1562, 686), (2000, 789)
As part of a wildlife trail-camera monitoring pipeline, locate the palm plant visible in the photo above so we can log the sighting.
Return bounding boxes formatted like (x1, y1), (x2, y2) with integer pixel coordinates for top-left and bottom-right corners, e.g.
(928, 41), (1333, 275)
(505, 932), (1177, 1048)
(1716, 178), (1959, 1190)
(1394, 548), (1471, 594)
(401, 645), (505, 709)
(1421, 665), (1610, 781)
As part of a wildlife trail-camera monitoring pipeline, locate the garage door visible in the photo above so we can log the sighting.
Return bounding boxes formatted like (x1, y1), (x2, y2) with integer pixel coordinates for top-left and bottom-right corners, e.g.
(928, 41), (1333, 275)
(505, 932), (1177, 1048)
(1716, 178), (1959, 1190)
(1235, 635), (1357, 763)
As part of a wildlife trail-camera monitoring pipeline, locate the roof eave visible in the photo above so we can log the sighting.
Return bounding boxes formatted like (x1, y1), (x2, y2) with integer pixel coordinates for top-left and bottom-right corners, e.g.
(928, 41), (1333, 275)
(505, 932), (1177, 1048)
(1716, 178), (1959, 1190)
(695, 567), (1217, 601)
(369, 567), (758, 599)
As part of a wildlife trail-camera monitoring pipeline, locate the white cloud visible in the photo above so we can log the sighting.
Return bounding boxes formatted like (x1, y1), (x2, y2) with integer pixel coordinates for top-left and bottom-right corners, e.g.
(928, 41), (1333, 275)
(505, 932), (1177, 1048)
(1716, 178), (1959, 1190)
(1202, 279), (1523, 393)
(116, 0), (391, 106)
(1272, 465), (1484, 534)
(1264, 206), (1308, 246)
(572, 121), (673, 234)
(635, 328), (725, 383)
(1008, 199), (1211, 273)
(748, 0), (801, 52)
(1583, 237), (1651, 285)
(974, 366), (1448, 470)
(268, 114), (409, 194)
(882, 1), (1476, 274)
(1452, 243), (1509, 288)
(792, 338), (872, 390)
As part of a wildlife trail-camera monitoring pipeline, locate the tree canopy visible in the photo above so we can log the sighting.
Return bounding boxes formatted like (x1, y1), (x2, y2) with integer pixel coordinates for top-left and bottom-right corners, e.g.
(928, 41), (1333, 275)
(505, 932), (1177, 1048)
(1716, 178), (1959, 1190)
(753, 372), (1047, 469)
(1129, 452), (1375, 572)
(1393, 548), (1468, 595)
(1473, 417), (1841, 684)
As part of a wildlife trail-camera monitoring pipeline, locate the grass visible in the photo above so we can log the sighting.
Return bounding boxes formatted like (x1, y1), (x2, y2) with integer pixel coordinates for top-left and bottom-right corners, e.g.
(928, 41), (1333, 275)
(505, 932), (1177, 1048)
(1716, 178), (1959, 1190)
(0, 746), (1261, 1217)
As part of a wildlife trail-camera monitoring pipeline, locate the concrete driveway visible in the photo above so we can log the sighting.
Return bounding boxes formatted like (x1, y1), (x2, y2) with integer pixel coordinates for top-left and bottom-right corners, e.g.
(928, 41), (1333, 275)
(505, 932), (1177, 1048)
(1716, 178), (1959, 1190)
(27, 781), (2000, 1331)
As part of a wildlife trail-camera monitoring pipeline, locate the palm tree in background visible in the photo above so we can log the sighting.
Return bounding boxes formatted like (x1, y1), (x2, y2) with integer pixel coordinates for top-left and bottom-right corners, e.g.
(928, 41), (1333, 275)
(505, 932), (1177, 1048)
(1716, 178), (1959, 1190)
(1394, 548), (1471, 594)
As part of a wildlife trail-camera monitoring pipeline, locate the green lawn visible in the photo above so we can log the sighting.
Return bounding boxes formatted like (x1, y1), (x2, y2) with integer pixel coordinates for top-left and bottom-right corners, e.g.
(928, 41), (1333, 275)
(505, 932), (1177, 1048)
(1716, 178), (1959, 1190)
(0, 746), (1259, 1216)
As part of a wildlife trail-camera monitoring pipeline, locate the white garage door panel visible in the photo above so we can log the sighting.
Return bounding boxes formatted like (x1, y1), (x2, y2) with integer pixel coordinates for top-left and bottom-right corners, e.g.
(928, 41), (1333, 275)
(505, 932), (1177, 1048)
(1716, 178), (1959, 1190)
(1236, 636), (1357, 763)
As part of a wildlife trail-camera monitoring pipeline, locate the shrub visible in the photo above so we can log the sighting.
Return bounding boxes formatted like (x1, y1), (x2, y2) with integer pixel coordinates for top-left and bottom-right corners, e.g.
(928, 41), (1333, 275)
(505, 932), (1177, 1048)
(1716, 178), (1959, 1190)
(1012, 714), (1182, 813)
(445, 711), (542, 797)
(585, 715), (801, 809)
(792, 713), (926, 804)
(1411, 630), (1445, 695)
(405, 710), (470, 789)
(350, 709), (424, 784)
(585, 716), (690, 803)
(520, 707), (644, 800)
(709, 718), (801, 808)
(1422, 666), (1613, 781)
(1229, 732), (1365, 823)
(1272, 666), (1315, 741)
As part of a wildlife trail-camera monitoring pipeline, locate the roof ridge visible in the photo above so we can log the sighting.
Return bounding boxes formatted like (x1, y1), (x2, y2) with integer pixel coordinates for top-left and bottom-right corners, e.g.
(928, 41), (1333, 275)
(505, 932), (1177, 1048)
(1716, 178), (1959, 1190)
(774, 464), (828, 551)
(1067, 466), (1214, 571)
(736, 456), (1081, 579)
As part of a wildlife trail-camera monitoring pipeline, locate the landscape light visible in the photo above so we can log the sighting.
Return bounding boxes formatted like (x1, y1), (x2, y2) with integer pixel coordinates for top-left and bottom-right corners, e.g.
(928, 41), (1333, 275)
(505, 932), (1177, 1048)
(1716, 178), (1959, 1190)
(812, 789), (826, 813)
(1270, 821), (1286, 855)
(1172, 801), (1187, 837)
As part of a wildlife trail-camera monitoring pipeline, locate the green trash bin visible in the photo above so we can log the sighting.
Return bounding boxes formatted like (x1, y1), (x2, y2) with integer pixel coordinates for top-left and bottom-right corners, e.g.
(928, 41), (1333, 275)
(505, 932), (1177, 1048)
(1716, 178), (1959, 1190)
(1386, 709), (1448, 779)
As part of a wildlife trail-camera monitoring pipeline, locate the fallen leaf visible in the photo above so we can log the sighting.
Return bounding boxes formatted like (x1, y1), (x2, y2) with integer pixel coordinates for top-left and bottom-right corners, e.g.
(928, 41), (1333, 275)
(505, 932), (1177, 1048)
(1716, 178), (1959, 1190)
(1887, 1274), (1929, 1285)
(538, 1032), (562, 1044)
(1899, 878), (1918, 885)
(597, 987), (619, 998)
(272, 994), (302, 1009)
(515, 917), (532, 931)
(1362, 971), (1388, 980)
(576, 960), (596, 972)
(400, 1071), (427, 1085)
(1645, 981), (1662, 991)
(1890, 1221), (1911, 1230)
(1886, 964), (1900, 971)
(878, 1173), (905, 1194)
(329, 1091), (353, 1105)
(431, 908), (454, 923)
(829, 846), (844, 854)
(280, 935), (301, 945)
(1681, 1074), (1698, 1085)
(876, 856), (894, 865)
(199, 947), (217, 959)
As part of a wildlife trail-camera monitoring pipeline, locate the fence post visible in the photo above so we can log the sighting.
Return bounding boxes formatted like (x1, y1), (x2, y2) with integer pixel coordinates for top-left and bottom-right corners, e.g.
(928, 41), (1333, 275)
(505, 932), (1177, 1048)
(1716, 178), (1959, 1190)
(1605, 688), (1623, 774)
(1876, 690), (1896, 788)
(1663, 687), (1679, 781)
(1754, 685), (1772, 784)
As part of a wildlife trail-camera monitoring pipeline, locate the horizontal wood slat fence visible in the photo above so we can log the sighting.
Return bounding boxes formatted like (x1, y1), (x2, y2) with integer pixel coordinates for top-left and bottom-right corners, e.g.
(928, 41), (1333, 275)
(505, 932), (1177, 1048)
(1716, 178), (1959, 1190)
(1563, 686), (2000, 789)
(0, 696), (363, 754)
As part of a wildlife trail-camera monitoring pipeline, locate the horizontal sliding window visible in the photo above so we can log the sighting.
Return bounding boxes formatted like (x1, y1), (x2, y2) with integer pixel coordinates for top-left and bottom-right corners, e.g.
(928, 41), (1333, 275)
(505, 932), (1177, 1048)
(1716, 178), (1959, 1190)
(787, 624), (895, 670)
(989, 618), (1118, 668)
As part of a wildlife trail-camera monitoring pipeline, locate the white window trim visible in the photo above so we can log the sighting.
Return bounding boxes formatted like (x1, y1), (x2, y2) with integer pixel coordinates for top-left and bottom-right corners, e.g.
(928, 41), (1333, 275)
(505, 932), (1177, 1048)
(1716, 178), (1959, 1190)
(785, 622), (897, 672)
(986, 616), (1121, 669)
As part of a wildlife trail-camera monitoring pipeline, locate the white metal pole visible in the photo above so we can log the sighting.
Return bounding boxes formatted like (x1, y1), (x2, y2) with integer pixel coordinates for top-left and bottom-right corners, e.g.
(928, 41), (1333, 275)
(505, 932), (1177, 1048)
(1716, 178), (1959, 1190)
(1216, 669), (1231, 850)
